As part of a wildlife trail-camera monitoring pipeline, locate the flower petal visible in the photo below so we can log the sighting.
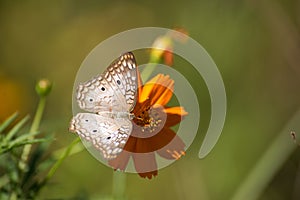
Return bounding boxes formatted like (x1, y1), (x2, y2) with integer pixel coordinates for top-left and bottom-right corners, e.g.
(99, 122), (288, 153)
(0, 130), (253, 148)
(136, 68), (143, 100)
(133, 128), (178, 153)
(138, 170), (158, 179)
(108, 135), (138, 171)
(123, 135), (137, 152)
(156, 133), (186, 160)
(140, 74), (174, 106)
(108, 150), (131, 171)
(164, 106), (188, 115)
(163, 50), (173, 66)
(132, 152), (158, 179)
(164, 106), (188, 127)
(132, 98), (151, 119)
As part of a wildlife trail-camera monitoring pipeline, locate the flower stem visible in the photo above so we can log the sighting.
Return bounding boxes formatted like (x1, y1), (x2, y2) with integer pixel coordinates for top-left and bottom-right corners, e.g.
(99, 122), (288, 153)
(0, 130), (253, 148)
(19, 95), (46, 171)
(231, 109), (300, 200)
(140, 54), (162, 82)
(30, 97), (46, 133)
(52, 138), (84, 158)
(9, 192), (17, 200)
(140, 63), (155, 82)
(45, 137), (81, 181)
(112, 171), (127, 200)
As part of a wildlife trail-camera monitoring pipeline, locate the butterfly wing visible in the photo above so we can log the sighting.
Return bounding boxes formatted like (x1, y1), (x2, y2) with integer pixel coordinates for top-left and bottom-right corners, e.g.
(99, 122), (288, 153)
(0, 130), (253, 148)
(69, 113), (132, 160)
(76, 52), (138, 113)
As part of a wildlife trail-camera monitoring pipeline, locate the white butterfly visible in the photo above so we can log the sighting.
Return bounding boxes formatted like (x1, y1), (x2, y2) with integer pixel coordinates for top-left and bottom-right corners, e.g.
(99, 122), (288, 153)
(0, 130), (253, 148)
(69, 52), (138, 160)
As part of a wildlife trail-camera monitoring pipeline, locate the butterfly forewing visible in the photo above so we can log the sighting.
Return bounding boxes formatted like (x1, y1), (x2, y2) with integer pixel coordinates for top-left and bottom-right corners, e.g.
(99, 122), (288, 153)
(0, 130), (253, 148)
(104, 52), (137, 111)
(76, 52), (137, 113)
(69, 113), (132, 160)
(71, 52), (138, 160)
(76, 76), (115, 113)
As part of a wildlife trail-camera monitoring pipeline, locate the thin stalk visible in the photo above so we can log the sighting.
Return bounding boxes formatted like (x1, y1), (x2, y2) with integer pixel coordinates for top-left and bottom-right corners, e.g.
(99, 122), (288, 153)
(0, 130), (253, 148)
(19, 96), (46, 171)
(0, 112), (18, 133)
(112, 171), (127, 200)
(52, 138), (84, 159)
(140, 63), (155, 82)
(45, 137), (81, 181)
(231, 108), (300, 200)
(29, 97), (46, 134)
(9, 193), (17, 200)
(140, 56), (162, 82)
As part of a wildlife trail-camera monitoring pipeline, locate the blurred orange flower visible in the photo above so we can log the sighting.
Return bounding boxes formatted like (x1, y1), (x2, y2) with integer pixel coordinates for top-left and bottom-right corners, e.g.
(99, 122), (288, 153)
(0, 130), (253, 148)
(109, 71), (187, 179)
(150, 27), (189, 66)
(0, 74), (29, 121)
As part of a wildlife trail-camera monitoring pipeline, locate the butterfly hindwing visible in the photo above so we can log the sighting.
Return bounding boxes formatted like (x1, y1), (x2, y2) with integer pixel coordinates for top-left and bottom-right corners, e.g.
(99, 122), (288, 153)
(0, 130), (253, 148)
(76, 52), (137, 113)
(69, 113), (132, 160)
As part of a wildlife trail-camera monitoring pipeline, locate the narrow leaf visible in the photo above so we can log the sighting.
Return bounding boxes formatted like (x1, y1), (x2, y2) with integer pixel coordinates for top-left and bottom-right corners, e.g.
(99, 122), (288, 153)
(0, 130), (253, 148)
(46, 137), (80, 181)
(0, 138), (47, 155)
(0, 174), (9, 188)
(5, 115), (30, 142)
(0, 112), (18, 133)
(10, 131), (40, 145)
(10, 138), (47, 148)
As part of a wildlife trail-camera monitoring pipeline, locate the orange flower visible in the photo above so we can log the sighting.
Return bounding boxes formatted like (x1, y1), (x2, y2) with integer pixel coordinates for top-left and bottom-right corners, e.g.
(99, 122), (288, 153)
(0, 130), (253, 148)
(108, 71), (187, 179)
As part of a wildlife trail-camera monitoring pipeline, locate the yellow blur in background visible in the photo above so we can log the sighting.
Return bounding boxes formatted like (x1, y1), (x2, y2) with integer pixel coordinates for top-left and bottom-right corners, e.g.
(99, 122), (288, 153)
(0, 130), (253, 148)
(0, 73), (30, 121)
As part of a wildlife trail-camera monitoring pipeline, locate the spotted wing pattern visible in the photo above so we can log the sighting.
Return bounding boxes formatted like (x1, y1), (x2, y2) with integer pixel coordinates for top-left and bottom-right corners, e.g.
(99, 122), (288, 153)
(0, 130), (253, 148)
(70, 52), (138, 160)
(76, 52), (137, 113)
(69, 113), (132, 159)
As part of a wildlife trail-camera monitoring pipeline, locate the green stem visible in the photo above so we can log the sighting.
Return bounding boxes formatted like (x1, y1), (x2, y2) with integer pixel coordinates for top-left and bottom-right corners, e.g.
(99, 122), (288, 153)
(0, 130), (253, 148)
(231, 109), (300, 200)
(9, 193), (17, 200)
(140, 63), (155, 82)
(52, 138), (84, 159)
(140, 56), (162, 82)
(45, 137), (81, 181)
(19, 96), (46, 171)
(29, 96), (46, 133)
(112, 171), (127, 200)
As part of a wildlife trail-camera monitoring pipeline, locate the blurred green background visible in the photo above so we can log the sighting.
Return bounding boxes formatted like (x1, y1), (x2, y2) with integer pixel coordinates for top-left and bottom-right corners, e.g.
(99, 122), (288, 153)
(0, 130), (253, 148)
(1, 0), (300, 199)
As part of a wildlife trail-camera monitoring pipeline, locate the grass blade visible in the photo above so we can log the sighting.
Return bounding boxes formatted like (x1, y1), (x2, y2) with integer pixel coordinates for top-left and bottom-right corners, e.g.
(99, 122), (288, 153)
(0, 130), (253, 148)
(5, 115), (30, 142)
(10, 138), (47, 148)
(0, 138), (47, 155)
(0, 174), (9, 188)
(0, 112), (18, 133)
(231, 108), (300, 200)
(45, 137), (80, 181)
(10, 131), (40, 145)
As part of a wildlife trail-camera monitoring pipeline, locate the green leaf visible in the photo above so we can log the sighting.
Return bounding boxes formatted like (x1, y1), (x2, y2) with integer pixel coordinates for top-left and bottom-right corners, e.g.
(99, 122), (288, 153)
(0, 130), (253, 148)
(0, 174), (9, 188)
(9, 131), (40, 145)
(45, 137), (81, 181)
(0, 112), (18, 134)
(5, 115), (30, 142)
(21, 137), (52, 195)
(0, 136), (47, 155)
(10, 138), (48, 148)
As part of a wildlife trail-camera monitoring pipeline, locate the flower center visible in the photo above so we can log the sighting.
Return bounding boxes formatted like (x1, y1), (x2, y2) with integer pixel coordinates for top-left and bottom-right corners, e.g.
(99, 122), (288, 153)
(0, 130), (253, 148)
(139, 110), (161, 132)
(135, 109), (152, 126)
(132, 105), (166, 138)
